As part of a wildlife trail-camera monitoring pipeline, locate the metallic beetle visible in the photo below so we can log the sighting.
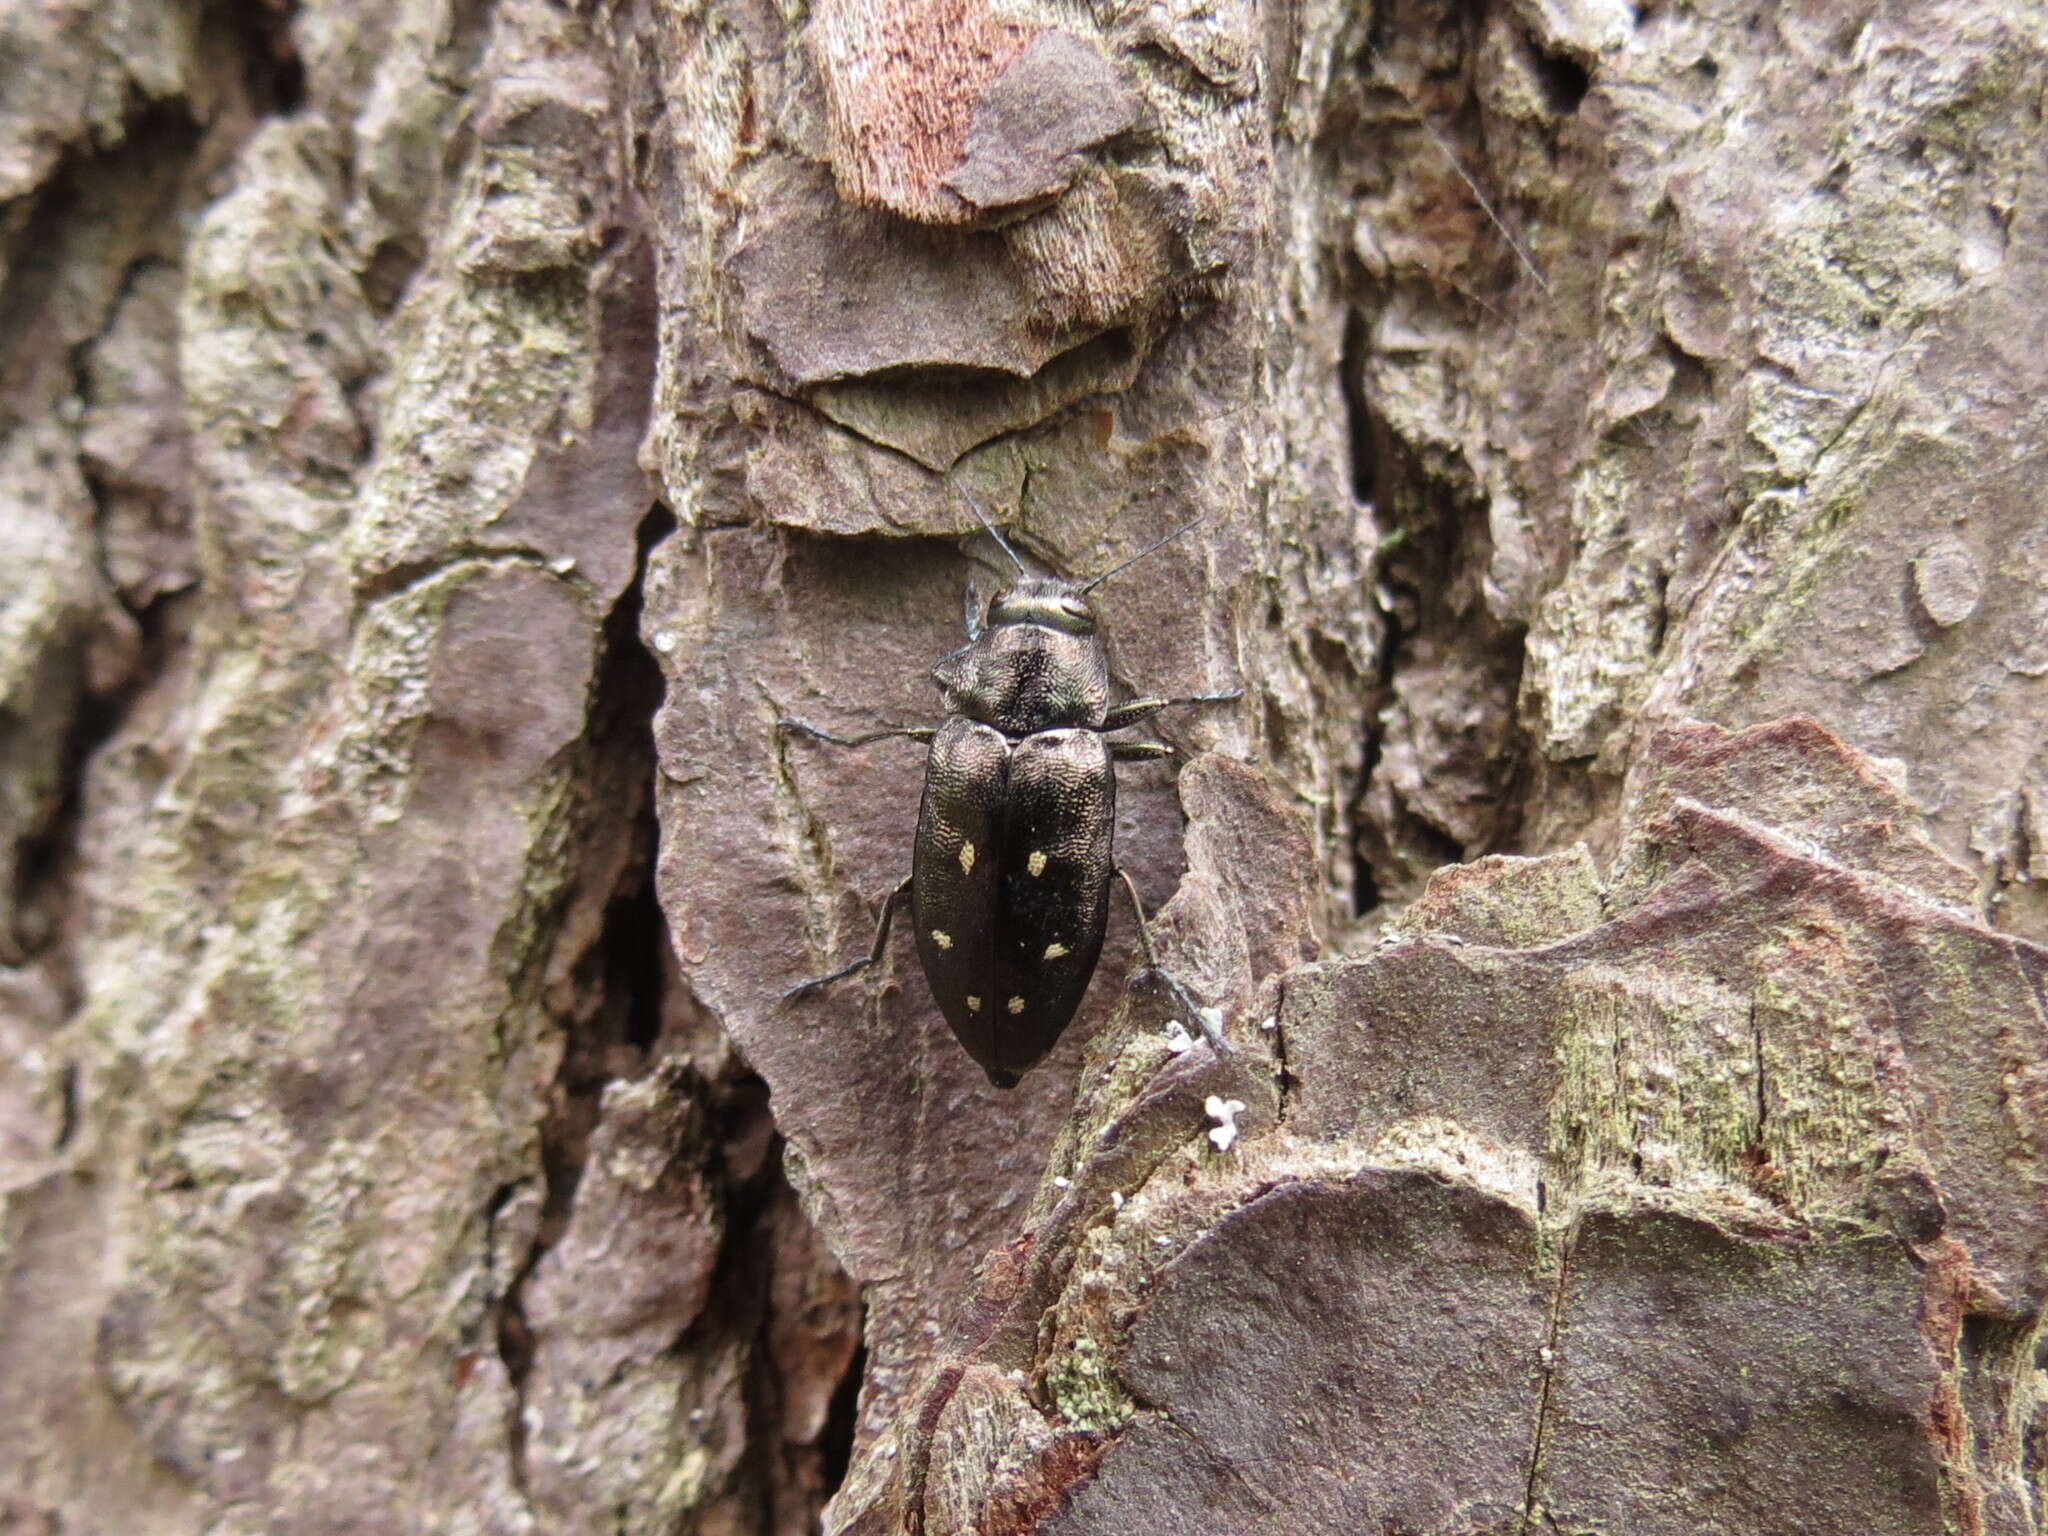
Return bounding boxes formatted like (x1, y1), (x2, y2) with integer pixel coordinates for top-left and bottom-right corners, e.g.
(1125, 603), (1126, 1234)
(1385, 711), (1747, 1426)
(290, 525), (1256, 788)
(782, 505), (1234, 1087)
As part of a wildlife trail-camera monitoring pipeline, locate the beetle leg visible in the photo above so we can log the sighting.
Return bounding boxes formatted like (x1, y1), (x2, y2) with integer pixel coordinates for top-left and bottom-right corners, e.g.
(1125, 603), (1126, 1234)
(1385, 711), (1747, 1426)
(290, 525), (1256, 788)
(1101, 689), (1243, 732)
(1113, 867), (1230, 1057)
(1111, 741), (1175, 763)
(784, 875), (914, 998)
(779, 719), (936, 748)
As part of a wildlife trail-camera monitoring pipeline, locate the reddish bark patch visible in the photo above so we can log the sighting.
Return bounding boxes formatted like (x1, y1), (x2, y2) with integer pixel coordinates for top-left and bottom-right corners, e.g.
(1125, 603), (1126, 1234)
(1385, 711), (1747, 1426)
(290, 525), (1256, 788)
(982, 1430), (1108, 1535)
(808, 0), (1138, 225)
(809, 0), (1034, 223)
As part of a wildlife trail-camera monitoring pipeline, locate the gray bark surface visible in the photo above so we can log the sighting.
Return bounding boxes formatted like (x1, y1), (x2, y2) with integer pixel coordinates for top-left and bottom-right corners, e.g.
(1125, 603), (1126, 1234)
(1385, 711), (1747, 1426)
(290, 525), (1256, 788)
(1, 0), (2045, 1533)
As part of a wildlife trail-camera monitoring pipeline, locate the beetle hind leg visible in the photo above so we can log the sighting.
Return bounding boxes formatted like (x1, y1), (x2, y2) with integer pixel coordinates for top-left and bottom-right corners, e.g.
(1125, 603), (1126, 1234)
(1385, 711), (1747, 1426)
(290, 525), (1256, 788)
(784, 875), (913, 1000)
(1113, 868), (1229, 1057)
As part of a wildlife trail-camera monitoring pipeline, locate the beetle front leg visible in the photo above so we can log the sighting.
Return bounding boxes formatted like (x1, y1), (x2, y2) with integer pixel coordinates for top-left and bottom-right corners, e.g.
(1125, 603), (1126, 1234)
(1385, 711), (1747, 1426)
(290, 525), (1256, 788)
(778, 719), (937, 748)
(1113, 867), (1230, 1057)
(784, 875), (914, 999)
(1101, 689), (1243, 732)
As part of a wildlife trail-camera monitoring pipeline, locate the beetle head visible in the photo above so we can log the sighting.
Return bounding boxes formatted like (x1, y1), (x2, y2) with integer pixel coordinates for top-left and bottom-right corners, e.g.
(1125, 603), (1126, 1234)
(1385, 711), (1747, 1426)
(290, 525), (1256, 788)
(987, 575), (1097, 636)
(948, 483), (1196, 638)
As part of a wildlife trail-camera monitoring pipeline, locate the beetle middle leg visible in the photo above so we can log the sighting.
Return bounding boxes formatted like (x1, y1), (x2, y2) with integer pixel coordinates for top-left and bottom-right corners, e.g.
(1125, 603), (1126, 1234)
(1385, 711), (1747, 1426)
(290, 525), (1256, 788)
(1100, 690), (1243, 732)
(778, 720), (936, 748)
(1113, 868), (1229, 1057)
(784, 874), (913, 999)
(1112, 741), (1175, 764)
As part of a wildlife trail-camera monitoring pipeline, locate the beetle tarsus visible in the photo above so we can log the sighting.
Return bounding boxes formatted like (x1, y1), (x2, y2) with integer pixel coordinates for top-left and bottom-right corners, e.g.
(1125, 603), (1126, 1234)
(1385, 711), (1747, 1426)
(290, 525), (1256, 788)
(1136, 962), (1228, 1054)
(785, 875), (913, 999)
(1114, 867), (1231, 1057)
(783, 958), (871, 999)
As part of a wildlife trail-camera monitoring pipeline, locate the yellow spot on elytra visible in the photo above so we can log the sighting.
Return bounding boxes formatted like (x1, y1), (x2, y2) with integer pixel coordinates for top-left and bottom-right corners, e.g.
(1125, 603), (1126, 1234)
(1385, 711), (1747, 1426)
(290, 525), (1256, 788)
(966, 995), (982, 1013)
(1044, 942), (1069, 959)
(959, 841), (977, 875)
(1027, 850), (1047, 876)
(1007, 996), (1026, 1014)
(931, 929), (953, 950)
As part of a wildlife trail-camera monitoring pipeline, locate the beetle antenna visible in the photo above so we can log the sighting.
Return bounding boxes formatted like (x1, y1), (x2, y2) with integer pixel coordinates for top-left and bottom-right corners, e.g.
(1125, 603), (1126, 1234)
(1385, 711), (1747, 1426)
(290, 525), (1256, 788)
(952, 487), (1028, 576)
(960, 548), (1018, 583)
(1079, 518), (1202, 593)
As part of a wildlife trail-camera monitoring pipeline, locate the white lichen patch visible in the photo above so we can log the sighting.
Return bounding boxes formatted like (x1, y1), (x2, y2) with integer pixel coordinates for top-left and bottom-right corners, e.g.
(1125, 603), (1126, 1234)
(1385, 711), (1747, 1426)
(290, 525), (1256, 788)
(1205, 1096), (1248, 1153)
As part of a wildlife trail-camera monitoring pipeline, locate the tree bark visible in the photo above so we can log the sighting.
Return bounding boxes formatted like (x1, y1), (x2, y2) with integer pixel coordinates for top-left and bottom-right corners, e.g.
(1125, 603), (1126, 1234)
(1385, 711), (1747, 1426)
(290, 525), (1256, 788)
(2, 0), (2045, 1532)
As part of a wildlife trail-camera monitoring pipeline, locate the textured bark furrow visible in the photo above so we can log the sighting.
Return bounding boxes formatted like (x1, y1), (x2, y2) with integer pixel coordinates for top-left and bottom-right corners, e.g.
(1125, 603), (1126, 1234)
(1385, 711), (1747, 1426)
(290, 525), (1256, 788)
(1346, 375), (1531, 913)
(1, 2), (861, 1531)
(1336, 1), (2048, 946)
(0, 99), (210, 970)
(492, 540), (672, 1507)
(1516, 1213), (1575, 1532)
(0, 19), (304, 1526)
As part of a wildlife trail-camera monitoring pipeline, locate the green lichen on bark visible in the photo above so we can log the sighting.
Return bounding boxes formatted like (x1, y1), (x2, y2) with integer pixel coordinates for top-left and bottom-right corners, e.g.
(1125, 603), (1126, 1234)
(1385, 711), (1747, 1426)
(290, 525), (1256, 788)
(1042, 1334), (1132, 1434)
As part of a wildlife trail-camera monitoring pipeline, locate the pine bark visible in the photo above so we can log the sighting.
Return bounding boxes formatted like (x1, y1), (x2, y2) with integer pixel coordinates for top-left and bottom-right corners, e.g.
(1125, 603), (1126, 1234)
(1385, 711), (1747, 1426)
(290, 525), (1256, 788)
(1, 0), (2045, 1533)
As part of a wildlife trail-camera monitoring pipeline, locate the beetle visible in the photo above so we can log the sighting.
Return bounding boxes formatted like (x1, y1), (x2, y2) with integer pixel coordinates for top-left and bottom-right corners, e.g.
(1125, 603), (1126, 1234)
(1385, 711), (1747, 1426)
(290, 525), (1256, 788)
(780, 501), (1237, 1088)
